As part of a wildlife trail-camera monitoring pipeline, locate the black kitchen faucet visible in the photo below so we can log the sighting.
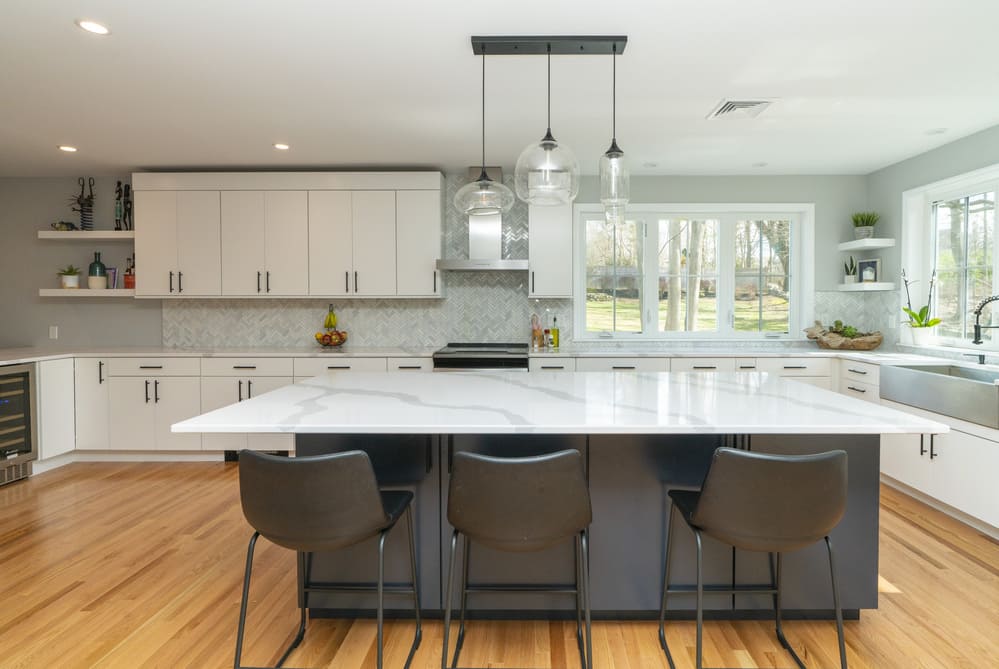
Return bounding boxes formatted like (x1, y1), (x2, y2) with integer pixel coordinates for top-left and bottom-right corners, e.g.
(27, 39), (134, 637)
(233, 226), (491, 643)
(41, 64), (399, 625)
(972, 295), (999, 344)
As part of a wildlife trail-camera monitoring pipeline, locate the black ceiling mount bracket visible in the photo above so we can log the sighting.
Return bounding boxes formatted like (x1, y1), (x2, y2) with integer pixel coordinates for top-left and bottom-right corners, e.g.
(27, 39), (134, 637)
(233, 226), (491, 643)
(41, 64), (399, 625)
(471, 35), (627, 56)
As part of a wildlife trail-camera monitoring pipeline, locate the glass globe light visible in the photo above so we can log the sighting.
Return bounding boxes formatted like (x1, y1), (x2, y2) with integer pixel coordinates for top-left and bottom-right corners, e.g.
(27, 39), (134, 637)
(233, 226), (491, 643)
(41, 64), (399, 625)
(454, 171), (515, 216)
(599, 140), (629, 212)
(514, 130), (580, 205)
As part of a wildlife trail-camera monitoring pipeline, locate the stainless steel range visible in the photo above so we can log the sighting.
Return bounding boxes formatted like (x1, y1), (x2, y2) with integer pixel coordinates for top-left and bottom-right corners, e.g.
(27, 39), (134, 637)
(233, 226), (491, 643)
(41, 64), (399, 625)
(432, 343), (529, 371)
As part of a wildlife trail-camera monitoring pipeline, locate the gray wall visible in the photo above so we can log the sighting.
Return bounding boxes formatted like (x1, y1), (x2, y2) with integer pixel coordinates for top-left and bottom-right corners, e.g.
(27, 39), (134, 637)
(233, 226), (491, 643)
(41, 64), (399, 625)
(868, 124), (999, 276)
(577, 174), (869, 291)
(0, 177), (162, 348)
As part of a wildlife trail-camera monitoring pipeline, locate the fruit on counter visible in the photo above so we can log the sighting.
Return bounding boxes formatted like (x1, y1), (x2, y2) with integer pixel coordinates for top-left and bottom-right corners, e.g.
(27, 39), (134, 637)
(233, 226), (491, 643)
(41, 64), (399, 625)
(324, 304), (337, 330)
(315, 329), (348, 346)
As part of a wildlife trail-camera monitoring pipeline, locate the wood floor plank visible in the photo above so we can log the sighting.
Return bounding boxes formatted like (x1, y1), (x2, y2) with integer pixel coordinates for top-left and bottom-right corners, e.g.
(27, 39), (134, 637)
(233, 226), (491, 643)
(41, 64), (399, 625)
(0, 464), (996, 668)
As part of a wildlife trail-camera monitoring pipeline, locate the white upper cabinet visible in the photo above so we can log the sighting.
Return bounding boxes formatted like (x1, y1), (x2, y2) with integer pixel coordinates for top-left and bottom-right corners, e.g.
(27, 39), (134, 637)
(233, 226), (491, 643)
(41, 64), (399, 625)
(135, 190), (221, 297)
(396, 190), (441, 297)
(309, 191), (353, 296)
(528, 203), (572, 298)
(221, 191), (309, 296)
(352, 191), (397, 296)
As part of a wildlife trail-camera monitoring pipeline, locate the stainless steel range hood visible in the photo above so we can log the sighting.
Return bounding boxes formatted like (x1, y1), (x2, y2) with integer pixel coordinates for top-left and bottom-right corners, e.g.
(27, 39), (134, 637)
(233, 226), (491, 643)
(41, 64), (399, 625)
(436, 168), (529, 271)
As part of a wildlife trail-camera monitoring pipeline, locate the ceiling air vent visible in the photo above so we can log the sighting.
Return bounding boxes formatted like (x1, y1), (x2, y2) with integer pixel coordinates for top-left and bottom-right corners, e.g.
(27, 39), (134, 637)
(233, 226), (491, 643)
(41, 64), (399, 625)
(707, 99), (774, 120)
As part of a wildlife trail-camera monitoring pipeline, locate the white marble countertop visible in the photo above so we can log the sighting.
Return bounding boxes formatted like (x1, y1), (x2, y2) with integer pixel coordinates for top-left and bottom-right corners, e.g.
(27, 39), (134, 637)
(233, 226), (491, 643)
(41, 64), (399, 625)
(173, 371), (948, 436)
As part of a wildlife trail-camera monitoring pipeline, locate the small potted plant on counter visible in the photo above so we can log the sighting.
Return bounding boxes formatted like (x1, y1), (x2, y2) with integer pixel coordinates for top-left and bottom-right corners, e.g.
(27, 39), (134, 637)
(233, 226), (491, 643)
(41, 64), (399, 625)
(901, 269), (941, 346)
(57, 264), (81, 289)
(852, 211), (880, 239)
(843, 256), (858, 284)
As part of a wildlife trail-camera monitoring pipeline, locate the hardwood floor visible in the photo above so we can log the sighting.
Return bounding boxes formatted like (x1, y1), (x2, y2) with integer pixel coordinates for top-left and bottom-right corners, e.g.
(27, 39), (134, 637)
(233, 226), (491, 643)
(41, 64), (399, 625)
(0, 462), (996, 668)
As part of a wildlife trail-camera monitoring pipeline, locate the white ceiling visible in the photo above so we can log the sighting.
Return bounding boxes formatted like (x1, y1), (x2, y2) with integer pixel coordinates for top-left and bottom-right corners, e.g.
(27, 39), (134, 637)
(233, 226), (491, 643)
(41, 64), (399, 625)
(3, 0), (999, 177)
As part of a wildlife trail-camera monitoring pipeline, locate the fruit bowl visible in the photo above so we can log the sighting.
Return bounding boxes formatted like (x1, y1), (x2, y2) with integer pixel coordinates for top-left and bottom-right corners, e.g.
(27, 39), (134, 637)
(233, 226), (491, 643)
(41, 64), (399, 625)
(315, 330), (348, 348)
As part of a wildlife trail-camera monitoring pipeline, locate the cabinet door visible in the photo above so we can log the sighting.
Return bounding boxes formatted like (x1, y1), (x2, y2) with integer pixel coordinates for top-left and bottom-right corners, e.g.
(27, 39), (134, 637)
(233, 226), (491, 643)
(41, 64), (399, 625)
(200, 377), (247, 452)
(134, 190), (179, 297)
(926, 431), (999, 527)
(528, 203), (572, 298)
(221, 191), (267, 295)
(264, 191), (309, 295)
(396, 190), (441, 296)
(176, 191), (222, 296)
(153, 377), (202, 451)
(109, 377), (155, 450)
(37, 359), (76, 459)
(670, 358), (736, 372)
(308, 191), (353, 296)
(352, 191), (397, 296)
(75, 358), (109, 451)
(244, 377), (295, 451)
(880, 432), (928, 490)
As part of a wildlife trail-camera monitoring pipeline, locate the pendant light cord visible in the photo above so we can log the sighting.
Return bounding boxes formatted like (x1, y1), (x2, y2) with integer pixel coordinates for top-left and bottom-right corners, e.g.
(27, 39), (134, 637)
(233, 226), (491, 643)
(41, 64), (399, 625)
(481, 51), (486, 173)
(547, 44), (552, 133)
(612, 42), (617, 142)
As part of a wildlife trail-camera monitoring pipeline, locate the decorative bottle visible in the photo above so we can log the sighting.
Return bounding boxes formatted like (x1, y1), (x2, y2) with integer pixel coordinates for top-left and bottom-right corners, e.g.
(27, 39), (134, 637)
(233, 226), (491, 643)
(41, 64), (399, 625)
(88, 252), (107, 289)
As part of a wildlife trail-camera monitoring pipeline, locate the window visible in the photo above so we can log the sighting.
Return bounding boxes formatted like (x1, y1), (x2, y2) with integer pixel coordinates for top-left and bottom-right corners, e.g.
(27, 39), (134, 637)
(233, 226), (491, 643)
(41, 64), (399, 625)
(575, 204), (813, 340)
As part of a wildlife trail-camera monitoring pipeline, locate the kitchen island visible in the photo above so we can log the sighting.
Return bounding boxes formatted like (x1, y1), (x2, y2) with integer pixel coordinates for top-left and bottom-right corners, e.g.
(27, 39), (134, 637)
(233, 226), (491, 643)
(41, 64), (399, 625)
(174, 370), (946, 620)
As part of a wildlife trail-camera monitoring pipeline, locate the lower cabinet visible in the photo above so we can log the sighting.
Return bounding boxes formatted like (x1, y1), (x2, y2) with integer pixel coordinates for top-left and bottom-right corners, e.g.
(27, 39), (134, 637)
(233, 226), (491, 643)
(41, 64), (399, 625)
(529, 358), (576, 372)
(75, 358), (109, 451)
(201, 375), (294, 451)
(109, 377), (202, 451)
(37, 359), (76, 460)
(575, 357), (668, 372)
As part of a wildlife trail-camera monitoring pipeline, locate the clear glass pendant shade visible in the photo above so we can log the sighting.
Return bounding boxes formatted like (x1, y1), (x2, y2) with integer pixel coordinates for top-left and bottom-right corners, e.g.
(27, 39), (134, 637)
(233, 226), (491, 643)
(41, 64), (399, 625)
(514, 131), (580, 205)
(454, 173), (515, 216)
(599, 142), (629, 212)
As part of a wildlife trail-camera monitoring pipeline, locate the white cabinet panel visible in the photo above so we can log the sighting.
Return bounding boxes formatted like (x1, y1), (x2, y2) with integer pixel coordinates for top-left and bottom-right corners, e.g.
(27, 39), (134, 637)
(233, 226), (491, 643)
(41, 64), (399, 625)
(200, 377), (246, 452)
(106, 358), (201, 377)
(308, 191), (353, 297)
(574, 358), (668, 372)
(755, 357), (831, 376)
(293, 357), (387, 379)
(175, 191), (222, 295)
(528, 203), (572, 298)
(200, 357), (293, 377)
(840, 379), (879, 403)
(787, 377), (832, 390)
(880, 431), (929, 490)
(396, 190), (441, 296)
(153, 377), (202, 451)
(735, 358), (758, 371)
(243, 376), (295, 451)
(352, 191), (397, 296)
(221, 191), (267, 295)
(670, 358), (736, 373)
(263, 191), (309, 295)
(134, 190), (179, 297)
(387, 358), (433, 371)
(37, 359), (75, 460)
(841, 360), (880, 386)
(529, 358), (576, 372)
(75, 358), (109, 451)
(109, 377), (155, 450)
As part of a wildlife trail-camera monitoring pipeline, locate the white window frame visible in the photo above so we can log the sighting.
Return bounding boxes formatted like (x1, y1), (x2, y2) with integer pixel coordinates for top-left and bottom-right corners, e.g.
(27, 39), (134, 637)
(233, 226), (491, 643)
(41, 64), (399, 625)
(902, 165), (999, 349)
(572, 202), (815, 341)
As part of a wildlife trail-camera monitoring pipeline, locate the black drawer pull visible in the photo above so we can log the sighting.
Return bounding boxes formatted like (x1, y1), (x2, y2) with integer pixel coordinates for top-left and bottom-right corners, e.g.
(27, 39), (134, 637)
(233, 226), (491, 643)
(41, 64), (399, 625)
(738, 365), (756, 369)
(929, 434), (937, 459)
(612, 365), (636, 370)
(98, 360), (104, 384)
(847, 368), (868, 375)
(541, 365), (565, 370)
(144, 380), (150, 403)
(846, 386), (866, 394)
(238, 380), (243, 402)
(397, 365), (423, 370)
(327, 365), (351, 370)
(783, 365), (808, 369)
(232, 365), (257, 369)
(692, 365), (717, 370)
(919, 434), (927, 456)
(153, 380), (160, 403)
(139, 365), (163, 369)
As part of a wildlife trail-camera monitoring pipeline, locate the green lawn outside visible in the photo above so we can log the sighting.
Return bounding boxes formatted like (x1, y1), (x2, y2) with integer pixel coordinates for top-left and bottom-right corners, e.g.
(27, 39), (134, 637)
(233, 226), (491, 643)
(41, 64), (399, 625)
(585, 295), (789, 333)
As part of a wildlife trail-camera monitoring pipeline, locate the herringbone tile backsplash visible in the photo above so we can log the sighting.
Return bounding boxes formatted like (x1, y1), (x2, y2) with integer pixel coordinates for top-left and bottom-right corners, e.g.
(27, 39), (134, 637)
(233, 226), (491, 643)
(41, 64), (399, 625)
(161, 175), (900, 349)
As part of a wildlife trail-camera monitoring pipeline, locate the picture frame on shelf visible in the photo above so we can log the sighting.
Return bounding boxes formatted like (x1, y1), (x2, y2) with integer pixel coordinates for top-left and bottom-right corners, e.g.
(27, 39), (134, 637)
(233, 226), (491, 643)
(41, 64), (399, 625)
(858, 258), (881, 283)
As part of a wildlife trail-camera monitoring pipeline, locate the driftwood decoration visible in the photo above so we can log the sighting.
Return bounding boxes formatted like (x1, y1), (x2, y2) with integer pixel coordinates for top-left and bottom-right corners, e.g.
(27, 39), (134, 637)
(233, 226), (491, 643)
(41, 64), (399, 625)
(804, 321), (883, 351)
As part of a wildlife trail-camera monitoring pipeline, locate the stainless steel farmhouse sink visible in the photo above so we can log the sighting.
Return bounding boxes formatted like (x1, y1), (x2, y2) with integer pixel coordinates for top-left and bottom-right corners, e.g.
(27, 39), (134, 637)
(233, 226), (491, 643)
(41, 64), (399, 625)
(880, 364), (999, 428)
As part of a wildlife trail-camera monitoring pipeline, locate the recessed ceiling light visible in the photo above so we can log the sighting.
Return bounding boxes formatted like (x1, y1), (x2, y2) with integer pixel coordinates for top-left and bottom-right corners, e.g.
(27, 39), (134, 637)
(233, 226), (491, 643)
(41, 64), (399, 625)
(752, 161), (768, 168)
(642, 162), (659, 169)
(58, 145), (78, 153)
(926, 128), (948, 136)
(75, 19), (110, 35)
(273, 143), (290, 151)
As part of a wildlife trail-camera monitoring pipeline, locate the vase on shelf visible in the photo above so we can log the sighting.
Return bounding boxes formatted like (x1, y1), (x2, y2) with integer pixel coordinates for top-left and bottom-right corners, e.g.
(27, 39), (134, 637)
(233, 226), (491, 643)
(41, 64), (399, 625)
(908, 325), (936, 347)
(844, 275), (858, 284)
(853, 226), (875, 240)
(87, 252), (107, 289)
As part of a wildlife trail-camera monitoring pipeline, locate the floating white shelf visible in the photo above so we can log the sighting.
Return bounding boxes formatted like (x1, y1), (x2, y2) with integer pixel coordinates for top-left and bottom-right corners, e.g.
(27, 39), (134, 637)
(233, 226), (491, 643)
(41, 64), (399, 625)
(837, 282), (895, 292)
(37, 230), (134, 241)
(837, 238), (895, 252)
(38, 288), (135, 297)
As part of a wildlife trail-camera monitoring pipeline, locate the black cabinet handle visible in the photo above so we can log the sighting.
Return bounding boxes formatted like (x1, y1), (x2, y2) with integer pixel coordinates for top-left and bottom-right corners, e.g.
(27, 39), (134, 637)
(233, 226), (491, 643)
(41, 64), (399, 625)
(354, 271), (358, 293)
(847, 368), (868, 375)
(847, 386), (866, 394)
(154, 380), (160, 403)
(345, 271), (349, 293)
(177, 271), (183, 293)
(930, 434), (937, 459)
(247, 379), (253, 398)
(139, 365), (163, 369)
(433, 270), (437, 293)
(237, 379), (243, 402)
(919, 434), (927, 456)
(257, 271), (261, 293)
(531, 271), (535, 293)
(169, 271), (174, 293)
(541, 365), (565, 370)
(232, 365), (257, 370)
(144, 380), (150, 403)
(98, 360), (104, 384)
(692, 365), (717, 370)
(327, 365), (350, 370)
(739, 365), (756, 369)
(783, 365), (807, 369)
(266, 271), (270, 293)
(612, 365), (636, 370)
(397, 365), (422, 370)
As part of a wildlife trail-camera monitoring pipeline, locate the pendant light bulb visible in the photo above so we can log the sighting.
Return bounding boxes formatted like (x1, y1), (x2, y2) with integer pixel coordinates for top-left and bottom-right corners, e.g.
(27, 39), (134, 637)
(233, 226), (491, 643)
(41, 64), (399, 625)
(600, 43), (629, 215)
(514, 46), (580, 206)
(455, 51), (515, 217)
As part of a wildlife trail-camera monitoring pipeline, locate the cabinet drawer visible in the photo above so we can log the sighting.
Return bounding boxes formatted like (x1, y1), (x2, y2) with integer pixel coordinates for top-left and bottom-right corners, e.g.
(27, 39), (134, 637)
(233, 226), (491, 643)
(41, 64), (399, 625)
(201, 357), (294, 377)
(387, 358), (433, 371)
(787, 376), (833, 390)
(575, 357), (668, 372)
(293, 357), (387, 377)
(841, 360), (880, 385)
(107, 357), (201, 377)
(735, 358), (758, 371)
(755, 357), (831, 377)
(840, 379), (880, 403)
(529, 358), (577, 372)
(670, 358), (736, 373)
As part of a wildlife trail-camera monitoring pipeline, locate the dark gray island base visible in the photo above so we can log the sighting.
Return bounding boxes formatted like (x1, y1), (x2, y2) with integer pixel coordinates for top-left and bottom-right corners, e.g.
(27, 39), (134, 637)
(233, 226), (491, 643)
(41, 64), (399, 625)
(295, 432), (878, 621)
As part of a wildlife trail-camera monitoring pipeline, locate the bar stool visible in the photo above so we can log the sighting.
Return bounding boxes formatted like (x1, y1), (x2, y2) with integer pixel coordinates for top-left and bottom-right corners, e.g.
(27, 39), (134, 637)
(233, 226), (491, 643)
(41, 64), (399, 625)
(234, 450), (422, 669)
(442, 449), (593, 669)
(658, 448), (849, 669)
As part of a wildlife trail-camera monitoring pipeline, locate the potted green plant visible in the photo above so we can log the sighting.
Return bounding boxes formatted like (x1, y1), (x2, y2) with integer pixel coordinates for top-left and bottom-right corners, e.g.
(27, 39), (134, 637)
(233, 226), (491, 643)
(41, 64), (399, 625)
(901, 269), (941, 346)
(843, 256), (857, 284)
(57, 264), (81, 289)
(852, 211), (880, 239)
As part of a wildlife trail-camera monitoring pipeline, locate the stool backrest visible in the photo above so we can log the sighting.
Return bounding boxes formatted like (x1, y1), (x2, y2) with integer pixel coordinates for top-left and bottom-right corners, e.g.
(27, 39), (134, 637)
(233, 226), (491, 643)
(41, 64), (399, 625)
(238, 450), (390, 552)
(448, 449), (592, 553)
(691, 448), (848, 553)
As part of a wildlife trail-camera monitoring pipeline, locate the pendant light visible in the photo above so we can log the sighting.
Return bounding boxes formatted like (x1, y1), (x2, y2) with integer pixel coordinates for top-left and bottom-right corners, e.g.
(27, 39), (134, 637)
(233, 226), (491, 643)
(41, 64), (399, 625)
(454, 50), (515, 216)
(599, 42), (629, 222)
(514, 44), (580, 205)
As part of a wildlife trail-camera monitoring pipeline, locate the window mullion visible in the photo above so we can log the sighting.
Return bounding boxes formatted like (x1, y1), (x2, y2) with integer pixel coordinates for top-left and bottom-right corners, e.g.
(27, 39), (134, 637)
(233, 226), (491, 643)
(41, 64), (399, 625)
(718, 215), (736, 337)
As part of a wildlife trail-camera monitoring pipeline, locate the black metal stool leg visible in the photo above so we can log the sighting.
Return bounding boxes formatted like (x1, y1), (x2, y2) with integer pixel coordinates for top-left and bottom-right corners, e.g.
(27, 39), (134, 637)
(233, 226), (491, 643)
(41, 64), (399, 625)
(694, 529), (704, 669)
(580, 529), (594, 669)
(450, 534), (470, 668)
(574, 534), (585, 664)
(233, 532), (259, 669)
(376, 530), (387, 669)
(826, 536), (849, 669)
(774, 552), (807, 669)
(404, 506), (422, 669)
(441, 530), (459, 669)
(658, 502), (677, 669)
